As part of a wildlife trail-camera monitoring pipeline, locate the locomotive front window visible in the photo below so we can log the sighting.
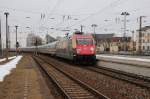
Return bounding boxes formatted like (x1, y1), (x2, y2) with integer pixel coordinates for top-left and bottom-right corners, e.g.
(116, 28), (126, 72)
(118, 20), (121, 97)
(77, 38), (93, 45)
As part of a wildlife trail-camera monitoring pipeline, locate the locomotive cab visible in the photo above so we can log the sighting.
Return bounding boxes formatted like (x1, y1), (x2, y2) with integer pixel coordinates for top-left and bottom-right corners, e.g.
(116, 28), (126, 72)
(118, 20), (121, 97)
(72, 33), (96, 64)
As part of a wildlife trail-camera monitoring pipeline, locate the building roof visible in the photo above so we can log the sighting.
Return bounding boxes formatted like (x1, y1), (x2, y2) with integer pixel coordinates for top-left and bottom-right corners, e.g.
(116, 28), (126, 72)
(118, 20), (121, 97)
(73, 34), (93, 39)
(95, 35), (131, 42)
(111, 37), (131, 42)
(137, 26), (150, 31)
(70, 33), (132, 42)
(93, 33), (114, 40)
(92, 34), (114, 40)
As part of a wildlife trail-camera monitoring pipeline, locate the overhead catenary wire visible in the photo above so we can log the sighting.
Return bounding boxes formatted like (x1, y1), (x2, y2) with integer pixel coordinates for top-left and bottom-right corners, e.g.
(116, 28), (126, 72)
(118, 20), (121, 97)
(44, 0), (150, 32)
(0, 0), (127, 35)
(0, 5), (100, 17)
(37, 0), (63, 34)
(67, 0), (125, 28)
(58, 0), (150, 35)
(33, 0), (125, 35)
(52, 0), (125, 33)
(53, 0), (128, 34)
(1, 0), (150, 38)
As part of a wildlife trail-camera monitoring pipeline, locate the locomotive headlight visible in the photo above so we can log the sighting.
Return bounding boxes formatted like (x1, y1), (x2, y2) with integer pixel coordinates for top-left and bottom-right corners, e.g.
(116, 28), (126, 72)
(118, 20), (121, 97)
(90, 47), (94, 51)
(77, 48), (81, 53)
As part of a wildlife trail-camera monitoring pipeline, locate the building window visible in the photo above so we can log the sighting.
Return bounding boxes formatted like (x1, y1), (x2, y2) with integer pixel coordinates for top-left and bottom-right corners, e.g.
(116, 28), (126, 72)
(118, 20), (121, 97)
(143, 39), (145, 43)
(143, 46), (145, 50)
(148, 46), (150, 50)
(142, 33), (144, 37)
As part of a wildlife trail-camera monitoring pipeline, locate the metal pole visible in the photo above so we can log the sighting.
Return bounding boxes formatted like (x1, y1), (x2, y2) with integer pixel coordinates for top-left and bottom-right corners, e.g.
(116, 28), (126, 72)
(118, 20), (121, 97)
(4, 12), (9, 60)
(81, 25), (83, 33)
(132, 31), (134, 51)
(93, 27), (95, 37)
(46, 31), (48, 44)
(138, 16), (146, 54)
(124, 14), (127, 51)
(121, 12), (130, 52)
(93, 26), (96, 43)
(0, 17), (2, 56)
(91, 24), (98, 43)
(123, 15), (126, 38)
(35, 37), (38, 56)
(8, 25), (10, 49)
(139, 16), (142, 54)
(15, 25), (18, 56)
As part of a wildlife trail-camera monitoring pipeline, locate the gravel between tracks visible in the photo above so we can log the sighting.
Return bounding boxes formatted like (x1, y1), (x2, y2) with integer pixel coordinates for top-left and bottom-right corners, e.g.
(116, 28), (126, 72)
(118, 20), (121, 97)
(42, 55), (150, 99)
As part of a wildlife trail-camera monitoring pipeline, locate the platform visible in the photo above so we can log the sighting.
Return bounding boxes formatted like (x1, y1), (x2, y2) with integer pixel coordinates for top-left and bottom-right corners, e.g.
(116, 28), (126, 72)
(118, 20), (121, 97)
(97, 54), (150, 77)
(0, 54), (54, 99)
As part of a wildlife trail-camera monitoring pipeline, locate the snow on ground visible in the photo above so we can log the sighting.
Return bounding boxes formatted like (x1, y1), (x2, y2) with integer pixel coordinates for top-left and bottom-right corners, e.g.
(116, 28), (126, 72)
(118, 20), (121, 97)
(0, 56), (23, 82)
(0, 56), (16, 62)
(97, 55), (150, 62)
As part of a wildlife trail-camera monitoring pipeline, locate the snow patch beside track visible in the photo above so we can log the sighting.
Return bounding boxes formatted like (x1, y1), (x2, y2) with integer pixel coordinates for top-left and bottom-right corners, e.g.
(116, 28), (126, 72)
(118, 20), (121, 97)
(0, 56), (23, 82)
(0, 56), (16, 62)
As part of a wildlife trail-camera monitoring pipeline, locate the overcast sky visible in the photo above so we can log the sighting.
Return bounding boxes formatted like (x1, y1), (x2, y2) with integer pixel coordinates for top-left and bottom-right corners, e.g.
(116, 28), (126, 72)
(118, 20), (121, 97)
(0, 0), (150, 47)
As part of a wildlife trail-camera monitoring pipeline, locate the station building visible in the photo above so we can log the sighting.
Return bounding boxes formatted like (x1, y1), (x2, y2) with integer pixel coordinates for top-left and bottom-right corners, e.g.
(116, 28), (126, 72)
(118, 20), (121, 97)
(136, 26), (150, 53)
(94, 34), (133, 54)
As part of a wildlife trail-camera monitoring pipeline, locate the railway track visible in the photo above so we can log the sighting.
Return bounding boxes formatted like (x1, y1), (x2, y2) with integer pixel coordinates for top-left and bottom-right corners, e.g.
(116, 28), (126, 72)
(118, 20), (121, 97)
(33, 56), (109, 99)
(86, 66), (150, 89)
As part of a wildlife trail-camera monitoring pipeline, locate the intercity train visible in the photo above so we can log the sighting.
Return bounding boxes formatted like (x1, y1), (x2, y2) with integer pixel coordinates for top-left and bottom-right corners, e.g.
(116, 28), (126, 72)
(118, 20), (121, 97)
(21, 32), (96, 64)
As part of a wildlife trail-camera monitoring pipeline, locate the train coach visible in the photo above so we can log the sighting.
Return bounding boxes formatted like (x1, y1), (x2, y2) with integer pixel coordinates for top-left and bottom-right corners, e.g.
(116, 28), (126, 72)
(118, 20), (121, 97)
(20, 41), (58, 55)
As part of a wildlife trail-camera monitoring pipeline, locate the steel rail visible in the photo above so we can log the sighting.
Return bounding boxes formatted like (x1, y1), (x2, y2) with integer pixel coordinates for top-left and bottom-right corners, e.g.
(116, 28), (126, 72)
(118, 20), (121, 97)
(36, 57), (110, 99)
(33, 56), (71, 99)
(86, 66), (150, 89)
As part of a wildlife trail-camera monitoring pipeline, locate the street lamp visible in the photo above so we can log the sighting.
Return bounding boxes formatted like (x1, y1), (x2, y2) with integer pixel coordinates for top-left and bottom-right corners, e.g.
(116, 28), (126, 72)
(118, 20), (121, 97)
(26, 17), (30, 19)
(50, 18), (55, 20)
(50, 27), (54, 30)
(26, 26), (30, 29)
(91, 24), (98, 41)
(4, 12), (9, 60)
(74, 18), (78, 20)
(121, 12), (130, 51)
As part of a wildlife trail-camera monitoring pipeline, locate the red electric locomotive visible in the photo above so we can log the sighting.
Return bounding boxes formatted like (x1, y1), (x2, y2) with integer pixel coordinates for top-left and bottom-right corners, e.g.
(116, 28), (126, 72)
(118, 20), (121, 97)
(55, 32), (96, 64)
